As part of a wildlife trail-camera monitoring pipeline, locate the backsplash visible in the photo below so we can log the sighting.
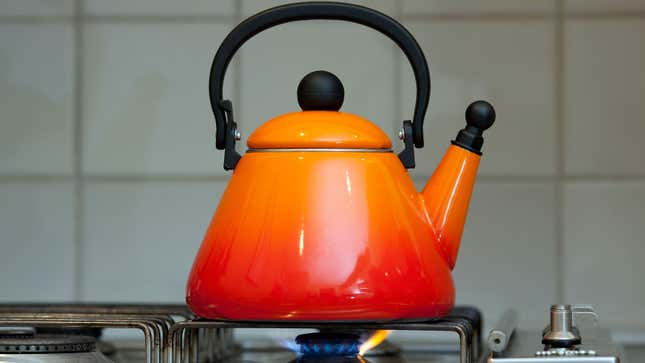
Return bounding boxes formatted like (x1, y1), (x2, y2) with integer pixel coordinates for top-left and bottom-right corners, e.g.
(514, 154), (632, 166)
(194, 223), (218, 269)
(1, 0), (644, 338)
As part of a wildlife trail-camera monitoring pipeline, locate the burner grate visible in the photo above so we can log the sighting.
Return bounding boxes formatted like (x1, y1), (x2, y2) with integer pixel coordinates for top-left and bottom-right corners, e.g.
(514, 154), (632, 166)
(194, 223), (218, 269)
(0, 304), (191, 363)
(0, 304), (481, 363)
(169, 306), (482, 363)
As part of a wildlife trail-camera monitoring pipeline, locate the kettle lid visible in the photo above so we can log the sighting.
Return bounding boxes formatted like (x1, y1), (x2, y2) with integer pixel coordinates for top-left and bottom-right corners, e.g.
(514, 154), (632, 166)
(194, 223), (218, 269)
(247, 71), (392, 150)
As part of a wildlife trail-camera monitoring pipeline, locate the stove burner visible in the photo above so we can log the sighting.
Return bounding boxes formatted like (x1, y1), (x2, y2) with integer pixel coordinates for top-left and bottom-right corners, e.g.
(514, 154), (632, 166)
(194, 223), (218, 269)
(37, 327), (103, 338)
(0, 331), (96, 354)
(0, 329), (35, 339)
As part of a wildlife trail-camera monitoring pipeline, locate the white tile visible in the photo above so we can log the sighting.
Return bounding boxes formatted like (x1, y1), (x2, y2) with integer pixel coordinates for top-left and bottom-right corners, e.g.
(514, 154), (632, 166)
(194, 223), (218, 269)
(401, 20), (556, 177)
(0, 0), (74, 16)
(237, 19), (399, 143)
(0, 182), (75, 301)
(82, 180), (228, 302)
(450, 182), (558, 330)
(84, 0), (234, 16)
(624, 347), (645, 362)
(82, 23), (234, 175)
(241, 0), (397, 17)
(564, 19), (645, 175)
(566, 0), (645, 12)
(402, 0), (555, 15)
(0, 24), (74, 175)
(411, 179), (558, 329)
(563, 182), (645, 328)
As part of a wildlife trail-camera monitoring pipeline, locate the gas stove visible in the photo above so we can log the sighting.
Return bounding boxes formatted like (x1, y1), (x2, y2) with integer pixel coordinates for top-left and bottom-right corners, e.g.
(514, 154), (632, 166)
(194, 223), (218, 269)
(0, 304), (623, 363)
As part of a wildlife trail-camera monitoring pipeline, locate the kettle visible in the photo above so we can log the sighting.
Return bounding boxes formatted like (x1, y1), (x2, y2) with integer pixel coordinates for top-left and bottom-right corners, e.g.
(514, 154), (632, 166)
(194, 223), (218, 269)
(186, 2), (496, 321)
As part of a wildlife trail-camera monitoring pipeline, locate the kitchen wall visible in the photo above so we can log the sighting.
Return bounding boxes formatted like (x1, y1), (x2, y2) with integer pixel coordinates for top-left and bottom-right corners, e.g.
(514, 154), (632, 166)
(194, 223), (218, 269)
(1, 0), (645, 340)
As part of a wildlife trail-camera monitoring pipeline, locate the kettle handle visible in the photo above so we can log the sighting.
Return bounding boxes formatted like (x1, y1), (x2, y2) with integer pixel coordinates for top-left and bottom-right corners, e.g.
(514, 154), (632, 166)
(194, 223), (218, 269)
(209, 1), (430, 151)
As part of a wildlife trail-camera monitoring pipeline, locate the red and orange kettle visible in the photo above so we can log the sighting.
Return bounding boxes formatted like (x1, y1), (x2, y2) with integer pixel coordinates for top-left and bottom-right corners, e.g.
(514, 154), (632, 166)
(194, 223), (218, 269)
(186, 2), (496, 321)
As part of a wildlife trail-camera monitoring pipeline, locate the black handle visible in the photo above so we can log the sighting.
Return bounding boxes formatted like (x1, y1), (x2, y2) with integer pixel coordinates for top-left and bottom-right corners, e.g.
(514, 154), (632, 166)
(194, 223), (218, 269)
(209, 1), (430, 150)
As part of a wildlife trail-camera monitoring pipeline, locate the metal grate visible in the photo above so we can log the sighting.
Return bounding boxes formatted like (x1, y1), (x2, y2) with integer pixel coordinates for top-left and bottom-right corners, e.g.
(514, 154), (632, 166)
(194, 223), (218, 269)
(169, 306), (481, 363)
(0, 304), (481, 363)
(0, 304), (190, 363)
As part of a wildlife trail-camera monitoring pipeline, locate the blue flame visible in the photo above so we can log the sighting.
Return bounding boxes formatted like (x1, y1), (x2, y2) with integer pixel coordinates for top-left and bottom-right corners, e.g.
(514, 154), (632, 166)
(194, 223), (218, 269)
(279, 338), (300, 353)
(282, 332), (363, 358)
(298, 340), (359, 357)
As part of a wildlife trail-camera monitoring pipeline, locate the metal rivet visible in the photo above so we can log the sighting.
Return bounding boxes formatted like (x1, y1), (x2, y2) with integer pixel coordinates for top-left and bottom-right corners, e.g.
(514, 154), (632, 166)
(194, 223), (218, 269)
(397, 128), (405, 140)
(234, 130), (242, 141)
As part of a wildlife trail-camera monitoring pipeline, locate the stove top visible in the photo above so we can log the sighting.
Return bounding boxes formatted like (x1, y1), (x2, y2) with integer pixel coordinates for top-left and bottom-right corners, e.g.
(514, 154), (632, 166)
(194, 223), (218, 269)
(0, 303), (624, 363)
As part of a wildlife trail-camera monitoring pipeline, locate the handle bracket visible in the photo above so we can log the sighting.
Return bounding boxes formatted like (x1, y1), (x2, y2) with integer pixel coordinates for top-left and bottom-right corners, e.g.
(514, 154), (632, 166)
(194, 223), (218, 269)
(397, 121), (416, 168)
(221, 100), (242, 170)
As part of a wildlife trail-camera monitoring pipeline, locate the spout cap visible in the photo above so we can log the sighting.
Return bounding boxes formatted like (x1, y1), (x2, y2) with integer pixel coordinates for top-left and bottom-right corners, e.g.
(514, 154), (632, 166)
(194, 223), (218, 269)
(452, 100), (496, 155)
(466, 100), (496, 131)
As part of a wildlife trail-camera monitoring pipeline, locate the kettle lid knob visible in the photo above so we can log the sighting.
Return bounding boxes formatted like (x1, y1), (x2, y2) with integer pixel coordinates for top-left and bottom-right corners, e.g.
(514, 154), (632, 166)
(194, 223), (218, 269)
(297, 70), (344, 111)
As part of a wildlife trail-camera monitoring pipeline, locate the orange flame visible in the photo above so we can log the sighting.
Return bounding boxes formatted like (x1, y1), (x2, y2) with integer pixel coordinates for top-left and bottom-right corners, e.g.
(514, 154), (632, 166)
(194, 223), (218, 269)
(358, 330), (391, 356)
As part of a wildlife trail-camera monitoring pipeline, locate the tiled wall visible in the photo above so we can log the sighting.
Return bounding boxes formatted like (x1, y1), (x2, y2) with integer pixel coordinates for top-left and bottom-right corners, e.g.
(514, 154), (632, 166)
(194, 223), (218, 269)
(1, 0), (645, 337)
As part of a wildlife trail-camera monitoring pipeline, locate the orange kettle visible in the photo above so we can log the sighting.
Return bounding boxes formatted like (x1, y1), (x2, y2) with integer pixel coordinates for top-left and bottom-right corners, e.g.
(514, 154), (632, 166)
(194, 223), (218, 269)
(186, 2), (496, 321)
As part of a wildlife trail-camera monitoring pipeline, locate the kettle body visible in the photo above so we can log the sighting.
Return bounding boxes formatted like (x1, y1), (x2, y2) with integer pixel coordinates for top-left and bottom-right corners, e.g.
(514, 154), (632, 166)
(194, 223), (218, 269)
(188, 150), (456, 320)
(186, 2), (495, 321)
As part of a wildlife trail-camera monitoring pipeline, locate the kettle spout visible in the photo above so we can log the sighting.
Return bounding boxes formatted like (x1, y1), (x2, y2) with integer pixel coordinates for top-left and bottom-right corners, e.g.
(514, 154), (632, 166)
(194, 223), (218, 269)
(420, 101), (495, 269)
(421, 145), (480, 269)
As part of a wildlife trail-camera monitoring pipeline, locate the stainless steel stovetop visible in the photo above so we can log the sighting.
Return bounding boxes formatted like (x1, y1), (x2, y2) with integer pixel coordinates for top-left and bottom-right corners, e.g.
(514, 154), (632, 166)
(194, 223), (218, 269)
(0, 304), (624, 363)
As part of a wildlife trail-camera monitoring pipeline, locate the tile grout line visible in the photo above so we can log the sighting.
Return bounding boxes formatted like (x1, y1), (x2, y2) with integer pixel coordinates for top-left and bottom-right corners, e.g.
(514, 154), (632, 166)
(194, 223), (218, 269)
(0, 175), (74, 182)
(233, 0), (242, 115)
(0, 172), (645, 184)
(565, 10), (645, 19)
(226, 0), (241, 172)
(2, 11), (645, 25)
(72, 0), (84, 302)
(401, 11), (645, 21)
(0, 16), (72, 24)
(554, 0), (566, 304)
(393, 0), (403, 139)
(402, 13), (556, 22)
(0, 15), (233, 24)
(82, 15), (233, 23)
(2, 173), (645, 183)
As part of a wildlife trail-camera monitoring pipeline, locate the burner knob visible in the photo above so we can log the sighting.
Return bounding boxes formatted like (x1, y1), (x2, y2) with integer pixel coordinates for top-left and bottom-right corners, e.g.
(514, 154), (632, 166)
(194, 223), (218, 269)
(542, 305), (581, 347)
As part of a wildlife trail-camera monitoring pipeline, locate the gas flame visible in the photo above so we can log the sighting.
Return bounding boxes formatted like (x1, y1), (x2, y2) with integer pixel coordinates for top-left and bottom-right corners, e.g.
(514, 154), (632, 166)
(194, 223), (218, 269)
(358, 330), (391, 356)
(279, 338), (300, 353)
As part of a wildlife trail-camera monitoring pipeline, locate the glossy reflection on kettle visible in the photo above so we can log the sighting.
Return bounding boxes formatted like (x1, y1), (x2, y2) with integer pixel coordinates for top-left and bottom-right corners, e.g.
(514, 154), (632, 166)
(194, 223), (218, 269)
(186, 2), (497, 321)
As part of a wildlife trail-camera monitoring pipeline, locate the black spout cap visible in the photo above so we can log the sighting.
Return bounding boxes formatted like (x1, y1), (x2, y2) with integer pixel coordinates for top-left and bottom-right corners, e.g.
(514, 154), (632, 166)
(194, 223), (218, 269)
(452, 100), (496, 155)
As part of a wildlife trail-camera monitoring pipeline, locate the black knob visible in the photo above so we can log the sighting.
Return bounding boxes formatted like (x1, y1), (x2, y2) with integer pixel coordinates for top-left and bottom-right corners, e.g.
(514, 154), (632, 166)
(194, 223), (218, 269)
(297, 70), (344, 111)
(465, 100), (495, 131)
(452, 100), (496, 155)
